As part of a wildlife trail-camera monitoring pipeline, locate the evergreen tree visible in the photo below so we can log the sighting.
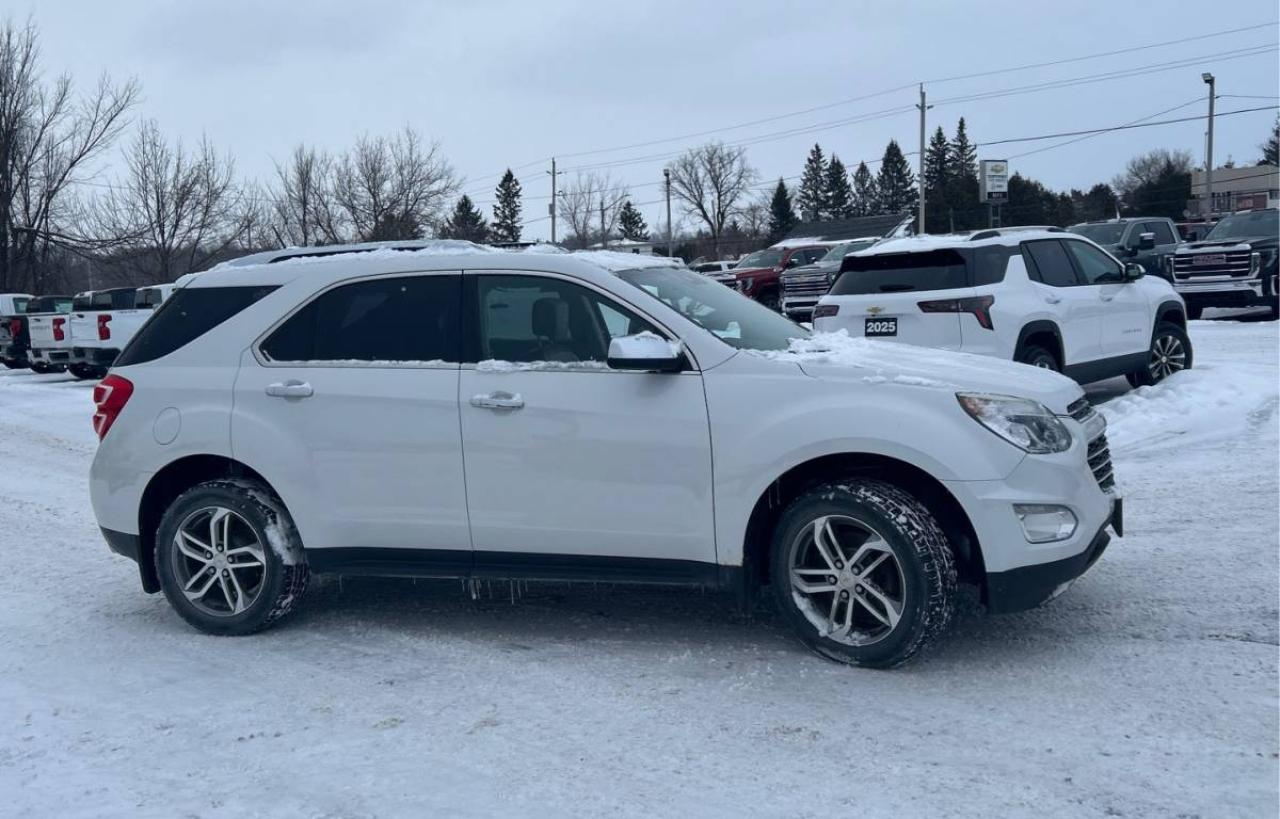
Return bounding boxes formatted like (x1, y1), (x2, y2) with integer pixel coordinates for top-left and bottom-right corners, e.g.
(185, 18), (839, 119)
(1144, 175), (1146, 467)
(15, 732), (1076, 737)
(1076, 183), (1118, 221)
(950, 117), (977, 180)
(491, 169), (522, 242)
(851, 161), (877, 217)
(922, 126), (951, 233)
(874, 140), (917, 214)
(1260, 115), (1279, 166)
(824, 155), (855, 219)
(946, 118), (981, 231)
(796, 143), (827, 221)
(439, 194), (489, 242)
(767, 178), (797, 243)
(618, 199), (649, 241)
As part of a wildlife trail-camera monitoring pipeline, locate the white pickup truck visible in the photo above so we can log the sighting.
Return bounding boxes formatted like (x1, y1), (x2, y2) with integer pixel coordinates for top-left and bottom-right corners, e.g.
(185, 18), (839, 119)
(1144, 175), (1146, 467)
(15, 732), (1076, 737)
(0, 293), (34, 369)
(28, 294), (80, 373)
(68, 285), (173, 380)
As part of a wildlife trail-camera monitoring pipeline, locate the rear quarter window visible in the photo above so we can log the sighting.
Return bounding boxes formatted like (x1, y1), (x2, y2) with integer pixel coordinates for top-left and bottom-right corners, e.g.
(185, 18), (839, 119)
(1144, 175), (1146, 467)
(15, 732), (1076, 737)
(971, 245), (1016, 286)
(114, 286), (278, 367)
(831, 249), (968, 295)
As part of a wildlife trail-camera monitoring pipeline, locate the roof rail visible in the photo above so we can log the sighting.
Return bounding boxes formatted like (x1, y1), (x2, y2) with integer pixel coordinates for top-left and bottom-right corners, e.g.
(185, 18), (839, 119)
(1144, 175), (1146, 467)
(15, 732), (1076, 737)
(969, 226), (1063, 241)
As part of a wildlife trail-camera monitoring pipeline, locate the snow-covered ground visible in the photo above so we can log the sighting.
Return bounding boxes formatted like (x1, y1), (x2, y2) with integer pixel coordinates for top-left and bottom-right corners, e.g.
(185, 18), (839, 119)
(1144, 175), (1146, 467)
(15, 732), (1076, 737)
(1, 313), (1276, 817)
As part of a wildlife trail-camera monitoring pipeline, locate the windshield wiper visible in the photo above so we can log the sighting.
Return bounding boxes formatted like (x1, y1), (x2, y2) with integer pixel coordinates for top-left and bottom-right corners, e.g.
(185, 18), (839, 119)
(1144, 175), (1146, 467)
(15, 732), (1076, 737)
(879, 284), (915, 292)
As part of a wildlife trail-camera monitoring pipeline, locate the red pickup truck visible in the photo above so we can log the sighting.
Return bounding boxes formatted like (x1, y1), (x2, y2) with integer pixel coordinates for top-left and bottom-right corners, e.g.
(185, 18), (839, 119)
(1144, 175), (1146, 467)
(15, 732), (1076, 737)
(726, 244), (830, 311)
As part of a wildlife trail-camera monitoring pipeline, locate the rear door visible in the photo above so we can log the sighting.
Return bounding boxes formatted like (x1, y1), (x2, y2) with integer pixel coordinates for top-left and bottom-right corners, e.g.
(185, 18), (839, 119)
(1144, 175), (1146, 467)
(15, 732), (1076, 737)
(820, 249), (971, 350)
(232, 272), (470, 565)
(1021, 240), (1101, 364)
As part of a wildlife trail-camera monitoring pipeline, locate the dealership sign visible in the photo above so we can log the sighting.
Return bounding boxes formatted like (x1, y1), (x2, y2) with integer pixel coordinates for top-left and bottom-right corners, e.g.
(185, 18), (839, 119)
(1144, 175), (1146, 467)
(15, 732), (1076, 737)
(979, 160), (1009, 203)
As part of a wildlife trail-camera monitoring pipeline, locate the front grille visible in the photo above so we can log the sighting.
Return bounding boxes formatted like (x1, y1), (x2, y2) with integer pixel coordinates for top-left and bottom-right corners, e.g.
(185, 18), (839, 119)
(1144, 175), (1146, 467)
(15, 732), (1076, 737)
(782, 272), (831, 299)
(1173, 250), (1252, 280)
(1066, 397), (1092, 423)
(1088, 433), (1115, 491)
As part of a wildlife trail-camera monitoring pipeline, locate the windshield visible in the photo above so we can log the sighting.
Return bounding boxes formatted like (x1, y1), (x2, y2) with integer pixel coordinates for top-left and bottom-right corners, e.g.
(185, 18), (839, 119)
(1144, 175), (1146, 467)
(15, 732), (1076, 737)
(1068, 223), (1126, 245)
(735, 249), (784, 269)
(1205, 211), (1279, 241)
(820, 240), (875, 262)
(616, 266), (808, 351)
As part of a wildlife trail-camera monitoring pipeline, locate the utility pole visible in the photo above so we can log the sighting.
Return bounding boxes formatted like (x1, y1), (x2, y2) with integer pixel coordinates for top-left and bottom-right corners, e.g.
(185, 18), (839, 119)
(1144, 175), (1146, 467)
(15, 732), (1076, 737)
(547, 158), (558, 244)
(1202, 73), (1216, 219)
(599, 200), (607, 249)
(916, 83), (930, 235)
(664, 168), (673, 257)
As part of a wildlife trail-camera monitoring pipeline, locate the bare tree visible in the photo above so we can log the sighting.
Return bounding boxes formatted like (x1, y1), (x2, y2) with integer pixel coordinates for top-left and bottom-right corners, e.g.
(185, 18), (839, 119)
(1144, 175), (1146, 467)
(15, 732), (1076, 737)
(88, 120), (249, 280)
(331, 126), (458, 242)
(665, 142), (755, 256)
(737, 195), (768, 238)
(555, 171), (628, 249)
(0, 17), (138, 290)
(270, 144), (337, 247)
(1111, 148), (1193, 199)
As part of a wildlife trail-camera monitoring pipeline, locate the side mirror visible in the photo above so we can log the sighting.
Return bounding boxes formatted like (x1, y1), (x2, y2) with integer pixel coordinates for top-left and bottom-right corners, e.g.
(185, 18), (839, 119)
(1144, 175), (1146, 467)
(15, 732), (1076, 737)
(784, 258), (800, 269)
(1123, 262), (1145, 281)
(607, 333), (686, 373)
(1136, 232), (1156, 251)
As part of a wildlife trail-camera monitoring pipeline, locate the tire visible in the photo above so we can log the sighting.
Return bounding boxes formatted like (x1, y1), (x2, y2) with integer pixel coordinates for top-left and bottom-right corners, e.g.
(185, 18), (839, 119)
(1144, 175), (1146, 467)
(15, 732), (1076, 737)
(769, 479), (957, 669)
(29, 362), (52, 375)
(2, 359), (24, 370)
(155, 479), (309, 635)
(68, 363), (95, 380)
(758, 290), (781, 312)
(1130, 321), (1193, 387)
(1185, 304), (1203, 321)
(1016, 344), (1059, 372)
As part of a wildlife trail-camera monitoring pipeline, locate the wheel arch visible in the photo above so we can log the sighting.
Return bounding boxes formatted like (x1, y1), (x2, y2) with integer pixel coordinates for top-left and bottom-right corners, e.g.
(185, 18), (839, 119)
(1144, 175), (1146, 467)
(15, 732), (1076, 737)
(136, 454), (277, 593)
(1015, 320), (1065, 367)
(1154, 299), (1186, 331)
(738, 452), (985, 606)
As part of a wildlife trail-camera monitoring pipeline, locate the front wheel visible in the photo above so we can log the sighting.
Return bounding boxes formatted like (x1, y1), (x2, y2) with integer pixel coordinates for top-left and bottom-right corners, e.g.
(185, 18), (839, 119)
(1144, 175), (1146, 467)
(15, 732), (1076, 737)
(770, 480), (957, 669)
(155, 480), (309, 635)
(1129, 321), (1193, 387)
(1016, 344), (1059, 372)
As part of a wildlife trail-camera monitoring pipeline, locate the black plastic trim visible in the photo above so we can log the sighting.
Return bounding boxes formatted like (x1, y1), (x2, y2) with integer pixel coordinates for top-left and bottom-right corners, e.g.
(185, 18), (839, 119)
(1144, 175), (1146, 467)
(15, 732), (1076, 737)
(102, 527), (141, 561)
(984, 510), (1117, 614)
(1063, 351), (1148, 385)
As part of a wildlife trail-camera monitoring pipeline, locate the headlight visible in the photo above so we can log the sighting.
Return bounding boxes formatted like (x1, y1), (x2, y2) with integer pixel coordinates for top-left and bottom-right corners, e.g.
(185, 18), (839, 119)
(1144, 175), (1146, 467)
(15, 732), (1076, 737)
(956, 393), (1072, 454)
(1259, 248), (1277, 268)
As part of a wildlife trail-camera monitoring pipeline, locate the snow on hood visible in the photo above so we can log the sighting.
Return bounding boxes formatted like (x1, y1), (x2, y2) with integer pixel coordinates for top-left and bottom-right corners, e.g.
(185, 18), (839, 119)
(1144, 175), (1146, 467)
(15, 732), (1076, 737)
(751, 331), (1083, 411)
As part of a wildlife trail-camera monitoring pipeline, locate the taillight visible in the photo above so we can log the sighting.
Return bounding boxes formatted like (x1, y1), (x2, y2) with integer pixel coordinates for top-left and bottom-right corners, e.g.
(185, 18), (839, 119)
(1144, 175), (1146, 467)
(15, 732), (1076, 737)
(92, 374), (134, 440)
(918, 295), (996, 330)
(9, 318), (21, 337)
(813, 304), (840, 319)
(52, 317), (65, 341)
(97, 313), (112, 340)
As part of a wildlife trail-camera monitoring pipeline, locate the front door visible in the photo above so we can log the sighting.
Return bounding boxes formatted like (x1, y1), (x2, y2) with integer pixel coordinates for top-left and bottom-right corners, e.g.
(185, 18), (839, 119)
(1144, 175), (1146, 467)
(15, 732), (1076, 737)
(458, 272), (717, 579)
(1063, 239), (1150, 357)
(232, 272), (469, 568)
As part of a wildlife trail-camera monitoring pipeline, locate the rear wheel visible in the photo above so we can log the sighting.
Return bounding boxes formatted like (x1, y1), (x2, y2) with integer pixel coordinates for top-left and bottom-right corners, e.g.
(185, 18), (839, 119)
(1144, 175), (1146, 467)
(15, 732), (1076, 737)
(29, 362), (53, 375)
(68, 363), (95, 380)
(155, 480), (309, 635)
(1016, 344), (1059, 372)
(770, 480), (957, 669)
(758, 289), (781, 312)
(2, 359), (24, 370)
(1130, 321), (1192, 387)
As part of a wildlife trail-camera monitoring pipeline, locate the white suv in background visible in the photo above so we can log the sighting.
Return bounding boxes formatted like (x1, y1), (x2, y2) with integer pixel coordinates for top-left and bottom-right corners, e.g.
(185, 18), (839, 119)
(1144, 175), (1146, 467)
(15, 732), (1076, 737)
(813, 228), (1191, 386)
(90, 241), (1121, 668)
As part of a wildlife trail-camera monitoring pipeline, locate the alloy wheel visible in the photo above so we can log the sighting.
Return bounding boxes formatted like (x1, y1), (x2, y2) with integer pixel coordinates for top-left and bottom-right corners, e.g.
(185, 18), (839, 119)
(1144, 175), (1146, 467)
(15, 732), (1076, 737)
(170, 506), (267, 617)
(1148, 333), (1187, 382)
(789, 515), (906, 646)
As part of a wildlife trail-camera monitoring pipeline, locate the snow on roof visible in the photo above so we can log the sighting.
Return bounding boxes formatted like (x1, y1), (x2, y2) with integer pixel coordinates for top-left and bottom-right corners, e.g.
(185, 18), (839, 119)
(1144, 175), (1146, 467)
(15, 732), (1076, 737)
(770, 236), (844, 249)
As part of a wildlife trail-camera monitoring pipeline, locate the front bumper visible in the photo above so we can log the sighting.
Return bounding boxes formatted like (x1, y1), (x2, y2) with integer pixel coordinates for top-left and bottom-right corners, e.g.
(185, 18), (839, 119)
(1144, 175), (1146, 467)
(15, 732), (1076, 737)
(1175, 271), (1277, 307)
(984, 500), (1120, 613)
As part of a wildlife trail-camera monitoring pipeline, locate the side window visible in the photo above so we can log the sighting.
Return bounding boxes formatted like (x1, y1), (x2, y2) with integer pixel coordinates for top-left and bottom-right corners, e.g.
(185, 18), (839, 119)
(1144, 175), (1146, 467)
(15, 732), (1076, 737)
(116, 286), (279, 367)
(1022, 241), (1080, 287)
(971, 245), (1015, 286)
(1148, 221), (1176, 245)
(470, 275), (659, 365)
(1063, 240), (1124, 285)
(261, 275), (460, 364)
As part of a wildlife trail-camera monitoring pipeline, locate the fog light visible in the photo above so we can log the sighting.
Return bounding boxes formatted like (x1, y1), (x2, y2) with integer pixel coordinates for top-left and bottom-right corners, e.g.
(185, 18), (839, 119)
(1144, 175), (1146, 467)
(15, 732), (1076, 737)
(1014, 504), (1078, 543)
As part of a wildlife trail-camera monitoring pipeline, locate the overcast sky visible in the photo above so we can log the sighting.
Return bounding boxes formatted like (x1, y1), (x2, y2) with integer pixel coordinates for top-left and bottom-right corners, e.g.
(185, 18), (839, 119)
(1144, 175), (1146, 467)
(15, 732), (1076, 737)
(23, 0), (1280, 239)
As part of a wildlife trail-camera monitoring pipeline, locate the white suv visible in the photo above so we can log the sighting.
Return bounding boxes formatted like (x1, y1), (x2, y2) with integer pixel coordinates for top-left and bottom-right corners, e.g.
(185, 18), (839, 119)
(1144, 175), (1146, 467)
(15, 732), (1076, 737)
(90, 241), (1121, 668)
(813, 228), (1191, 386)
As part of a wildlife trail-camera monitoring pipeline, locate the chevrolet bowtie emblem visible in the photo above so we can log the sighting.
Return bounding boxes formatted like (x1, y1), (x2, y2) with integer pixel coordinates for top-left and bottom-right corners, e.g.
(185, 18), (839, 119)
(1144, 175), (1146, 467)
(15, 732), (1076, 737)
(866, 306), (885, 315)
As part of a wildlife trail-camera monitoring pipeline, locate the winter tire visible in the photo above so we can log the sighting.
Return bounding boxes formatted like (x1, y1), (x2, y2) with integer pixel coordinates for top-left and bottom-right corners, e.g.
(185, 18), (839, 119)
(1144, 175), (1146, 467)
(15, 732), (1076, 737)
(770, 479), (957, 669)
(155, 479), (309, 635)
(1016, 344), (1059, 372)
(29, 362), (53, 375)
(1130, 321), (1192, 387)
(68, 363), (95, 380)
(2, 359), (24, 370)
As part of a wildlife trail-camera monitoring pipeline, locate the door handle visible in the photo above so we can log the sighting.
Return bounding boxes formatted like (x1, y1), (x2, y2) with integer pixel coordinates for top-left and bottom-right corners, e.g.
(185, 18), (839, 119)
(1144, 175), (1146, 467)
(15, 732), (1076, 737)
(265, 380), (314, 399)
(1043, 294), (1061, 304)
(1099, 293), (1115, 302)
(470, 391), (524, 410)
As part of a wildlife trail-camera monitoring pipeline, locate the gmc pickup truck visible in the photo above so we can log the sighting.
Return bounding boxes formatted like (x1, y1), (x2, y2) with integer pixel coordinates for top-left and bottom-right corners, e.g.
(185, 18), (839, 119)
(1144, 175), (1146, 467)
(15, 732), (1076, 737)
(1165, 209), (1279, 319)
(67, 285), (172, 380)
(1067, 217), (1181, 281)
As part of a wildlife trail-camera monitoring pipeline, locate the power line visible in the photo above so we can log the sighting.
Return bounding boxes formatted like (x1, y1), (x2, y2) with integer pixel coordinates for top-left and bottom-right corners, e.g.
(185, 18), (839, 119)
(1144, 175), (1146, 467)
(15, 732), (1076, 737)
(1007, 96), (1206, 160)
(978, 105), (1279, 148)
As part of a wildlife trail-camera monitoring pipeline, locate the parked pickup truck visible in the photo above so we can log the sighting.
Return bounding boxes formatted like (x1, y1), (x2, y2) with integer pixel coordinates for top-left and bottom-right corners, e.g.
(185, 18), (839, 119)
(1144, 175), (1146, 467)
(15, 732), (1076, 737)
(8, 295), (74, 373)
(27, 294), (79, 373)
(727, 244), (832, 311)
(780, 238), (880, 321)
(0, 293), (34, 369)
(68, 285), (173, 380)
(1067, 217), (1181, 281)
(1165, 208), (1279, 319)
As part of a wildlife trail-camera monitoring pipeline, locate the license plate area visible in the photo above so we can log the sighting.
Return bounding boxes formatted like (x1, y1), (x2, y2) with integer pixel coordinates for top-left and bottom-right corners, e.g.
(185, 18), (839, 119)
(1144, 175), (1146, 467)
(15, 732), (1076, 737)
(865, 317), (897, 337)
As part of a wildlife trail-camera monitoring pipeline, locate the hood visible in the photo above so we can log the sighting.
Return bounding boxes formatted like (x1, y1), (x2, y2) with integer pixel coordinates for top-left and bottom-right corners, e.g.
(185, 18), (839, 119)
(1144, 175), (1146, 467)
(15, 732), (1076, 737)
(733, 265), (775, 278)
(786, 259), (840, 276)
(1180, 235), (1277, 251)
(752, 331), (1083, 412)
